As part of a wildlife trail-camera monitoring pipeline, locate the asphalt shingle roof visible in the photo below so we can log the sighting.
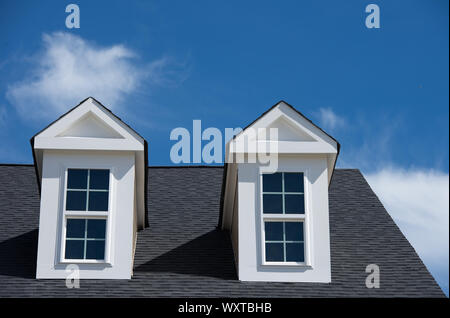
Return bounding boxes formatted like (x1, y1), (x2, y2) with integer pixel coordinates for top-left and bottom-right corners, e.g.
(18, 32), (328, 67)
(0, 165), (444, 297)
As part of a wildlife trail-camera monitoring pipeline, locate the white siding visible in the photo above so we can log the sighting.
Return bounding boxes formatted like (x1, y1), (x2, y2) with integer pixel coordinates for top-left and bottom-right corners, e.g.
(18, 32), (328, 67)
(237, 155), (332, 282)
(36, 150), (136, 279)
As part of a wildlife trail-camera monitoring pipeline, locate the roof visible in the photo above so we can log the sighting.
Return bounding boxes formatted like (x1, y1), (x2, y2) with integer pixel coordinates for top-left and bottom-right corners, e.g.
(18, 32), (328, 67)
(0, 164), (444, 297)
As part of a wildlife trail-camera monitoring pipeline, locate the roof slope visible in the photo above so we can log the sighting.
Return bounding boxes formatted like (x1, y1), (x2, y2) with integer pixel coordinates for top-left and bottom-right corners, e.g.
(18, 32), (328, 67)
(0, 165), (444, 297)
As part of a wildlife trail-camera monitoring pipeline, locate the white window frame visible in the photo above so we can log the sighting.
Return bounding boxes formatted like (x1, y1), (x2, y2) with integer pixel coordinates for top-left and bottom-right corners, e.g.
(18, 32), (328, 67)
(59, 165), (114, 264)
(259, 168), (312, 267)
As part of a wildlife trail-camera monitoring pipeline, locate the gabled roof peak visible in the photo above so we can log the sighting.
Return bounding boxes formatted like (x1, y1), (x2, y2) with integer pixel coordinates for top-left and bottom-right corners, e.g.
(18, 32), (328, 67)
(229, 99), (339, 155)
(30, 97), (149, 228)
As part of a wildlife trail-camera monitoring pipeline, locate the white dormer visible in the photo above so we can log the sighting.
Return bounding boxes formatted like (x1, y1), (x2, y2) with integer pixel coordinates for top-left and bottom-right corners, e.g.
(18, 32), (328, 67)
(221, 101), (339, 282)
(33, 97), (147, 279)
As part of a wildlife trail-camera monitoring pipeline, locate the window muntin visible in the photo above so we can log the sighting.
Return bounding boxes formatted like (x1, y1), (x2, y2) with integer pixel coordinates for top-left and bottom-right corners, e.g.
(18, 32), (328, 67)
(262, 172), (305, 214)
(62, 168), (110, 262)
(262, 172), (307, 264)
(66, 169), (109, 212)
(65, 219), (106, 260)
(264, 221), (304, 262)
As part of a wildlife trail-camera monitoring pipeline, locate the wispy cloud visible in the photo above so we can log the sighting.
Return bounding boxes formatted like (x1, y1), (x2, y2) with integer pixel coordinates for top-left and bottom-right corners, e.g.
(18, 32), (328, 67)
(0, 105), (6, 128)
(336, 112), (403, 171)
(6, 32), (188, 121)
(326, 109), (448, 294)
(317, 107), (345, 132)
(366, 167), (449, 295)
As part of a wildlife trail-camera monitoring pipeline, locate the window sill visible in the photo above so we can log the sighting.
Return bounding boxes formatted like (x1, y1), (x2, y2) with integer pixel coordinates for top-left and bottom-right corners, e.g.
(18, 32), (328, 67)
(261, 262), (312, 268)
(59, 259), (112, 266)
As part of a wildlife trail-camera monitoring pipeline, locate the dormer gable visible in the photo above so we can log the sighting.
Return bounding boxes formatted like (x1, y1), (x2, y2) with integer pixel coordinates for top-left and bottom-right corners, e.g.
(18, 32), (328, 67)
(31, 97), (147, 229)
(229, 101), (339, 183)
(33, 97), (148, 279)
(221, 100), (339, 283)
(33, 97), (144, 151)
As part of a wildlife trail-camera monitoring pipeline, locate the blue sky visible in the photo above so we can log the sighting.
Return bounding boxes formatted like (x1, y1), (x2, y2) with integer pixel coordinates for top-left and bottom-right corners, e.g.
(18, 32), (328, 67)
(0, 0), (448, 295)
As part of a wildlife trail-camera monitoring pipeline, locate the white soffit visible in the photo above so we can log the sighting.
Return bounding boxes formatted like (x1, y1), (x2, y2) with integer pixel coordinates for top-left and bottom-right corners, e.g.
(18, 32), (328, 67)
(56, 112), (125, 139)
(262, 115), (316, 142)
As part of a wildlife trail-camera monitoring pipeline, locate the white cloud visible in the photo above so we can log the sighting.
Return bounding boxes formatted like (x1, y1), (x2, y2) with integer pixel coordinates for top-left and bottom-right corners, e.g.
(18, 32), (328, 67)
(314, 107), (448, 292)
(365, 167), (449, 293)
(6, 32), (186, 121)
(317, 107), (345, 131)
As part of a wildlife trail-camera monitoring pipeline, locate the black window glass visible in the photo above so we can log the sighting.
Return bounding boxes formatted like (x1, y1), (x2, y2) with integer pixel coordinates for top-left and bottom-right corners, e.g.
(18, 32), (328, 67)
(86, 241), (105, 260)
(263, 194), (283, 213)
(66, 219), (85, 238)
(65, 240), (84, 259)
(66, 191), (87, 211)
(263, 173), (282, 192)
(265, 243), (284, 262)
(87, 219), (106, 239)
(285, 222), (303, 241)
(285, 194), (304, 214)
(286, 243), (304, 262)
(88, 192), (109, 211)
(89, 170), (110, 190)
(265, 222), (283, 241)
(67, 169), (88, 189)
(284, 173), (304, 192)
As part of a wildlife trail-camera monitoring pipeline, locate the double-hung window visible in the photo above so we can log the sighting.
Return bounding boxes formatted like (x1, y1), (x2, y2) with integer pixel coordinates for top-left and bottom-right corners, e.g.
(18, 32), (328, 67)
(262, 172), (307, 264)
(62, 168), (110, 261)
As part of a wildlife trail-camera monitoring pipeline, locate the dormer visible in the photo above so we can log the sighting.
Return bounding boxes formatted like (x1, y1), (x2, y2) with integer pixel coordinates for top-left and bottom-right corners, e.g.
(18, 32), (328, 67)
(32, 97), (148, 279)
(221, 101), (339, 282)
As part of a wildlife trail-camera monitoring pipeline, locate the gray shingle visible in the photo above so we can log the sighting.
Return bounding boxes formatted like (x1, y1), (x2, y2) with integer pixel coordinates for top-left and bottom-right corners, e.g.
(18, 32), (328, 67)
(0, 165), (444, 297)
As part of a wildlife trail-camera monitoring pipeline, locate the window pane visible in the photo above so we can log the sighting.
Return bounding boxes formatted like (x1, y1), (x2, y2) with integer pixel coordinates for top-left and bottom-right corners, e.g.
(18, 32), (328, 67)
(90, 170), (110, 190)
(285, 222), (304, 241)
(65, 240), (84, 259)
(265, 243), (284, 262)
(285, 194), (304, 214)
(86, 240), (105, 260)
(67, 169), (88, 189)
(284, 172), (304, 192)
(88, 192), (109, 211)
(263, 173), (282, 192)
(286, 243), (304, 262)
(263, 194), (282, 213)
(66, 191), (87, 211)
(87, 219), (106, 239)
(66, 219), (85, 238)
(265, 222), (283, 241)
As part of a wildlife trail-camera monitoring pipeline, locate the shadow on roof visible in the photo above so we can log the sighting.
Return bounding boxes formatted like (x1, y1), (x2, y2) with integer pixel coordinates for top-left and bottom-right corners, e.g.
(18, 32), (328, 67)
(0, 229), (38, 279)
(134, 229), (237, 280)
